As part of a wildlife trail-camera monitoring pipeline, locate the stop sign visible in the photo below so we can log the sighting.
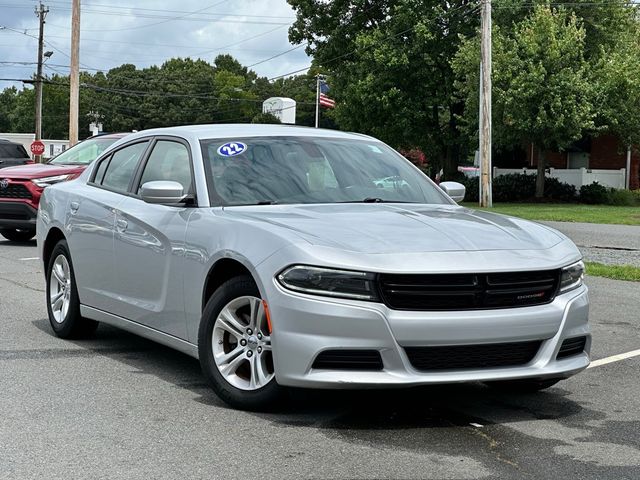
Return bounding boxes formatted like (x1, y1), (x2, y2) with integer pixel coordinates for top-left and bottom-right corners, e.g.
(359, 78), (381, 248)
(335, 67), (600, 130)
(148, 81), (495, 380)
(30, 140), (45, 156)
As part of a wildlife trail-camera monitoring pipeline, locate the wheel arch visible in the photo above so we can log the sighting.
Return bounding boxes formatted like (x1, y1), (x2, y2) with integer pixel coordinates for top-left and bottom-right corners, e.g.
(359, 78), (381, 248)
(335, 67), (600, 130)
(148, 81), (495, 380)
(42, 227), (66, 270)
(202, 257), (259, 312)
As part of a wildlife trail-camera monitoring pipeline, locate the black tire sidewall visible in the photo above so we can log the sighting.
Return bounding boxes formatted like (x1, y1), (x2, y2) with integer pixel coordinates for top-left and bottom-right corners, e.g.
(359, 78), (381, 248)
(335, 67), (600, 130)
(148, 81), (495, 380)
(45, 240), (85, 338)
(198, 275), (283, 411)
(0, 228), (35, 242)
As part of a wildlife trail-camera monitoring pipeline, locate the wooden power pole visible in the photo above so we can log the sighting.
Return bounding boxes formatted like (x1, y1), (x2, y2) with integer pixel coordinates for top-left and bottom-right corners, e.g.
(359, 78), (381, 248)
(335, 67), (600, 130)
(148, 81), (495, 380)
(34, 2), (49, 163)
(479, 0), (492, 207)
(69, 0), (80, 146)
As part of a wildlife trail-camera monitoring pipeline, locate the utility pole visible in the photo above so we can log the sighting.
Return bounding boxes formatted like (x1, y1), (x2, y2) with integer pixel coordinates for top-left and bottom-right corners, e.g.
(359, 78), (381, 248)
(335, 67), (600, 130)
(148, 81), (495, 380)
(34, 2), (49, 163)
(69, 0), (80, 146)
(479, 0), (492, 207)
(314, 74), (320, 128)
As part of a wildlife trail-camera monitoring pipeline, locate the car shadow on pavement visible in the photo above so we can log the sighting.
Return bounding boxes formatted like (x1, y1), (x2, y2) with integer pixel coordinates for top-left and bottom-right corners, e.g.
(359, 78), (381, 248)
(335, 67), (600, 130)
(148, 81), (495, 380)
(31, 318), (587, 426)
(0, 239), (37, 247)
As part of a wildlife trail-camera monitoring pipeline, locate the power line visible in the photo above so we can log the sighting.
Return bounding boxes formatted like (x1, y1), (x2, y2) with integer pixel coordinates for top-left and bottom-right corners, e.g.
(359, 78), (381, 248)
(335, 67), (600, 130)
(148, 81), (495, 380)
(246, 44), (307, 68)
(46, 0), (233, 32)
(268, 1), (482, 81)
(24, 0), (295, 20)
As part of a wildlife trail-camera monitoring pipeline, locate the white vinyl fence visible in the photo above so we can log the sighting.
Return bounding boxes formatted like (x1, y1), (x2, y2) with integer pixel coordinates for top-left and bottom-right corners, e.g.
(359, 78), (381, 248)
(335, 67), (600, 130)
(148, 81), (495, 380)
(493, 167), (627, 190)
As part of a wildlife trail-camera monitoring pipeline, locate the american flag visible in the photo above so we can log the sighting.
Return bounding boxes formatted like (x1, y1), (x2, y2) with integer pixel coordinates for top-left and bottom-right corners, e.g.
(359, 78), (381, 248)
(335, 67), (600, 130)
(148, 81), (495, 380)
(319, 79), (335, 108)
(319, 93), (335, 108)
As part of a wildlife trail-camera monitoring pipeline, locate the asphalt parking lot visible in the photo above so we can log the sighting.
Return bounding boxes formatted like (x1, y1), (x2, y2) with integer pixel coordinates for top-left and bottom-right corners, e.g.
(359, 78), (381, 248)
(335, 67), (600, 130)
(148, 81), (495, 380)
(1, 238), (639, 479)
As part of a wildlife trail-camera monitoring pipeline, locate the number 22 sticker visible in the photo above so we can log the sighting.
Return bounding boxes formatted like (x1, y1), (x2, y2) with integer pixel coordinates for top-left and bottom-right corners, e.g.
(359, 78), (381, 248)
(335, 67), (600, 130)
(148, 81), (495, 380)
(217, 142), (247, 157)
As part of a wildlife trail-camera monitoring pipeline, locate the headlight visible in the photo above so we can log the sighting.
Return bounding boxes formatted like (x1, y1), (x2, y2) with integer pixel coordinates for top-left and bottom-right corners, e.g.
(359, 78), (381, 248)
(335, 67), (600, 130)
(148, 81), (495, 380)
(32, 174), (73, 188)
(560, 260), (585, 293)
(277, 265), (380, 301)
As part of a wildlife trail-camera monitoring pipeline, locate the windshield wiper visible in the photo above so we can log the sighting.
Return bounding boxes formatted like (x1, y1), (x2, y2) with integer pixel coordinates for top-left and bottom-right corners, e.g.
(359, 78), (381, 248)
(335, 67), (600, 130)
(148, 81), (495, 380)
(342, 198), (417, 204)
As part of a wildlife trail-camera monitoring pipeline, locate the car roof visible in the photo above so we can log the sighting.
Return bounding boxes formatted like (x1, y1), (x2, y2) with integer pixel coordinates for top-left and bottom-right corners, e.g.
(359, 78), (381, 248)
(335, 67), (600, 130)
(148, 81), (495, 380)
(86, 133), (129, 140)
(118, 124), (378, 143)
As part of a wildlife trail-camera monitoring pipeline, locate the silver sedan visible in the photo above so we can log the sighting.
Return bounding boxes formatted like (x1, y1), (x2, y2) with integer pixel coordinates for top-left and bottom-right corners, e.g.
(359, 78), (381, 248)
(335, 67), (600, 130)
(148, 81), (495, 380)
(37, 125), (590, 410)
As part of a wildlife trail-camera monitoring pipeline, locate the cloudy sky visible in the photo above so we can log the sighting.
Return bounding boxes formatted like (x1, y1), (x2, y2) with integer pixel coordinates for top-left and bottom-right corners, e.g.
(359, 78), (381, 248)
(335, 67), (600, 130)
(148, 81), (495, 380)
(0, 0), (311, 90)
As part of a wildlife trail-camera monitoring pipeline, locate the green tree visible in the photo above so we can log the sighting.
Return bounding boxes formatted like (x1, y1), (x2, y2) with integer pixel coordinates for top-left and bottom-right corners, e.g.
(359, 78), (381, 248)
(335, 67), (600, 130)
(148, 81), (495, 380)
(288, 0), (480, 177)
(0, 87), (18, 132)
(251, 112), (281, 124)
(454, 6), (595, 197)
(593, 22), (640, 148)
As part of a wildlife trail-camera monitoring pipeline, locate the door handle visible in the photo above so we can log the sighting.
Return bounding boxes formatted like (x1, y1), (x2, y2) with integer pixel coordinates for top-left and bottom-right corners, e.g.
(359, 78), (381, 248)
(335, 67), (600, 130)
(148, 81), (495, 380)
(116, 219), (128, 232)
(70, 201), (80, 214)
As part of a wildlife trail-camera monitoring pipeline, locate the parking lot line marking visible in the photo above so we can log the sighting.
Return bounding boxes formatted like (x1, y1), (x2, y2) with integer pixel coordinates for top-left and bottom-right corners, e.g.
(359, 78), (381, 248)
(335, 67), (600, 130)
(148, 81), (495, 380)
(587, 349), (640, 369)
(19, 257), (39, 261)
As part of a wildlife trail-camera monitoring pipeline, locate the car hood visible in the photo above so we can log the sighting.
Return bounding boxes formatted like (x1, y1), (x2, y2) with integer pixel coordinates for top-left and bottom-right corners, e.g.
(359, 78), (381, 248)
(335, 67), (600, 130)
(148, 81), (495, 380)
(0, 163), (86, 179)
(222, 204), (565, 254)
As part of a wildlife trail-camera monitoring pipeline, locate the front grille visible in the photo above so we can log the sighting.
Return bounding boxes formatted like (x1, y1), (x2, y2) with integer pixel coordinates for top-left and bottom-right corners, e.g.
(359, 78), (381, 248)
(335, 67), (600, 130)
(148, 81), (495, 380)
(0, 183), (32, 199)
(557, 336), (587, 359)
(404, 340), (542, 371)
(312, 350), (383, 371)
(379, 270), (560, 311)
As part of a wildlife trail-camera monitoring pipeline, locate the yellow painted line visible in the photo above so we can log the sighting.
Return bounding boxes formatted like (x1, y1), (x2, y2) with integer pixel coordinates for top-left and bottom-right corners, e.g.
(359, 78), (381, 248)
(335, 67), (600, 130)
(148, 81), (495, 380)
(587, 349), (640, 369)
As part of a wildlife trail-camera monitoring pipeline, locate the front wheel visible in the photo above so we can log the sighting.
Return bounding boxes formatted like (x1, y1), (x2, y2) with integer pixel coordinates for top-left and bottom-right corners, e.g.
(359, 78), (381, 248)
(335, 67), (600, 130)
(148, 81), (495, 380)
(0, 228), (35, 242)
(198, 275), (284, 411)
(46, 239), (98, 338)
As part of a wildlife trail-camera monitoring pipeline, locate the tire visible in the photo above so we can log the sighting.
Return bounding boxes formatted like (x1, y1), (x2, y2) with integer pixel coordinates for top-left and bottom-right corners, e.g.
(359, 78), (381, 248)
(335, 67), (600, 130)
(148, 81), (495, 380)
(485, 378), (562, 393)
(0, 228), (35, 242)
(45, 239), (98, 339)
(198, 275), (284, 411)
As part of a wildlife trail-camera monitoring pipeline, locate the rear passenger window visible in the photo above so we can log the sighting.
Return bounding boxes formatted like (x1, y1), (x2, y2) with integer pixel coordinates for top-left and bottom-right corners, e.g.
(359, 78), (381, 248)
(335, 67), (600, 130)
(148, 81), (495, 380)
(137, 140), (193, 194)
(100, 142), (148, 192)
(93, 154), (110, 184)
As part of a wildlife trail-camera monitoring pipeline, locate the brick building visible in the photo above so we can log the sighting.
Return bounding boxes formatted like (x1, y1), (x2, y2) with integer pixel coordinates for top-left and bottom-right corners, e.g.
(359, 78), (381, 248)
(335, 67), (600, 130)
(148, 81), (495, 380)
(495, 134), (640, 190)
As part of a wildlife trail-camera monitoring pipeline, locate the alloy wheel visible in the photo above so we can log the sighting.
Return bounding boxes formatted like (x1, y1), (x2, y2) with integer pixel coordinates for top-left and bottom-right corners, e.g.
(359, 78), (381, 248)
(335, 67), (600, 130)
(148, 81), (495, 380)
(49, 254), (71, 324)
(212, 296), (274, 391)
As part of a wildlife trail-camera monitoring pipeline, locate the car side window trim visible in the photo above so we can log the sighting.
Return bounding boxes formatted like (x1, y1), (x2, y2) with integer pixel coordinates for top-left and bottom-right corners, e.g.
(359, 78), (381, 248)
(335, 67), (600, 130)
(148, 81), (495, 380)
(87, 139), (151, 197)
(130, 135), (198, 207)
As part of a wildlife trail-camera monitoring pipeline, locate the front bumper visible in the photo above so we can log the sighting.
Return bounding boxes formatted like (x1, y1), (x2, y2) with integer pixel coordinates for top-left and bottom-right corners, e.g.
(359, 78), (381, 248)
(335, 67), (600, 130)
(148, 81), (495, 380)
(265, 280), (590, 389)
(0, 201), (38, 230)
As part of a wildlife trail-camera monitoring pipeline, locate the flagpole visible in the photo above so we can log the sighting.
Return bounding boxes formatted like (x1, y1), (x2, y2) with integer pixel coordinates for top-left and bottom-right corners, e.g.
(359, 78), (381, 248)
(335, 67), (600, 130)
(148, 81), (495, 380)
(315, 74), (320, 128)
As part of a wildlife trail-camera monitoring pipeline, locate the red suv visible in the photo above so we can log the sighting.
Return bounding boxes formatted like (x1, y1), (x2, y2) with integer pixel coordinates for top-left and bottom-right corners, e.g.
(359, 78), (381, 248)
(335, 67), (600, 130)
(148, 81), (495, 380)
(0, 133), (127, 242)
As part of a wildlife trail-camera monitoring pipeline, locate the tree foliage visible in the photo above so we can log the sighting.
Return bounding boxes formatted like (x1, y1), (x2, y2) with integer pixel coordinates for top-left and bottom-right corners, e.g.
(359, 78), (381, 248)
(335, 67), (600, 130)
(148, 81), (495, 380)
(452, 4), (639, 195)
(288, 0), (480, 177)
(0, 55), (316, 139)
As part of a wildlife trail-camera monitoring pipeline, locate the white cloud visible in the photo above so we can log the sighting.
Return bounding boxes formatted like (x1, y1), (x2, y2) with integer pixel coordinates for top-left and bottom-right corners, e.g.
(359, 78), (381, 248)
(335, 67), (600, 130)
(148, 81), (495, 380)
(0, 0), (310, 89)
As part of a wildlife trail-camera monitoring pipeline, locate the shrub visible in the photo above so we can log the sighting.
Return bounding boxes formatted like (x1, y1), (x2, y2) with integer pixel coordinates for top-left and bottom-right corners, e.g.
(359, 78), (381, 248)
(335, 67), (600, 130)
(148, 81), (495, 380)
(579, 182), (611, 204)
(492, 173), (536, 202)
(544, 177), (577, 202)
(460, 176), (479, 202)
(608, 188), (638, 206)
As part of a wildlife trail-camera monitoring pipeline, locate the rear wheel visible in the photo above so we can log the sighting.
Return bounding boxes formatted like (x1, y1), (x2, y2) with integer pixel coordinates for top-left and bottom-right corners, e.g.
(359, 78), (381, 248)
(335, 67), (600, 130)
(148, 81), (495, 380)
(198, 275), (284, 411)
(485, 378), (562, 393)
(0, 228), (35, 242)
(46, 239), (98, 338)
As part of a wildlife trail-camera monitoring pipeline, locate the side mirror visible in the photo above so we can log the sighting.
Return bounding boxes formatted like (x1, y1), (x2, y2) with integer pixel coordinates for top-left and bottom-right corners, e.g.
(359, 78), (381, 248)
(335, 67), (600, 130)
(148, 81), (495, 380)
(439, 181), (466, 203)
(140, 180), (186, 205)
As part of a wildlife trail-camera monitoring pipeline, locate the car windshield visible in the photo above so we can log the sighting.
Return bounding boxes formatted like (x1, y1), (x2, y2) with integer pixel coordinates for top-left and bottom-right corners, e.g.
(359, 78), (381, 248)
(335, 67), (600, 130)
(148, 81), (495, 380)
(201, 136), (449, 206)
(0, 143), (29, 159)
(49, 137), (119, 165)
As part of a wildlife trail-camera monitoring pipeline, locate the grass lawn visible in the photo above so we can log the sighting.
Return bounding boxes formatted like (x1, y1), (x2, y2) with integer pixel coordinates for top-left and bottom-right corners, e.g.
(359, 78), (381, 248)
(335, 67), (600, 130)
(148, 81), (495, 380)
(585, 262), (640, 282)
(462, 202), (640, 225)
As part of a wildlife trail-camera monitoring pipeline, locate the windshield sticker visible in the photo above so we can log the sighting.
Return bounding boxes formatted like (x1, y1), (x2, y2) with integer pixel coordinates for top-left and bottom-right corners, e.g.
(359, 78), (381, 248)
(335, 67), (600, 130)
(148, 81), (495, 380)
(368, 145), (382, 153)
(217, 142), (247, 157)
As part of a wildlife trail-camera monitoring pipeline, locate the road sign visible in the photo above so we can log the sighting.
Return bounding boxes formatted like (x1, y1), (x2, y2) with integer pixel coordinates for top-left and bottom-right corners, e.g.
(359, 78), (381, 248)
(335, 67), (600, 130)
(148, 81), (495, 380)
(30, 140), (45, 156)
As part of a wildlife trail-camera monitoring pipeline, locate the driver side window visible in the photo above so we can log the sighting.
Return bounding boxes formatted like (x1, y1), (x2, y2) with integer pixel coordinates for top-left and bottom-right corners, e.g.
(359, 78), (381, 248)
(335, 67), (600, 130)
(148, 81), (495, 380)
(98, 141), (149, 193)
(137, 140), (193, 195)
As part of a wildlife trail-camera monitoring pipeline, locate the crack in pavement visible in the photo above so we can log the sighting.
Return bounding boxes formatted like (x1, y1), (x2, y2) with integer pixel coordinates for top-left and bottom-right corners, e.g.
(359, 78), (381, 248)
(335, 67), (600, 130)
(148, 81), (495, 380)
(0, 275), (44, 292)
(0, 347), (154, 360)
